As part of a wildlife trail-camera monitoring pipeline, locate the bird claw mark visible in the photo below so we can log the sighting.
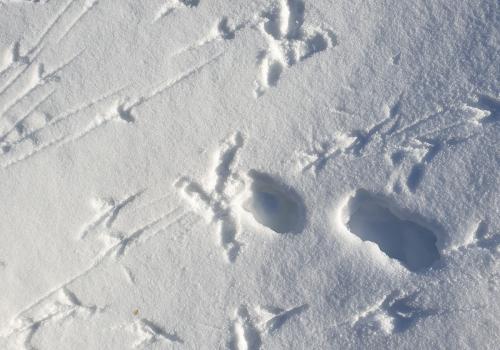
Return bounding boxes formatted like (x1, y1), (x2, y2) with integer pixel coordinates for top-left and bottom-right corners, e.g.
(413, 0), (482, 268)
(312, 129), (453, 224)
(1, 288), (104, 350)
(78, 191), (143, 240)
(253, 0), (337, 97)
(173, 16), (241, 57)
(1, 54), (222, 169)
(154, 0), (200, 22)
(175, 132), (245, 262)
(227, 302), (308, 349)
(450, 220), (500, 255)
(129, 318), (183, 348)
(462, 93), (500, 124)
(352, 290), (436, 335)
(254, 304), (308, 334)
(387, 134), (472, 194)
(228, 306), (262, 350)
(300, 95), (483, 194)
(107, 206), (186, 259)
(297, 132), (356, 174)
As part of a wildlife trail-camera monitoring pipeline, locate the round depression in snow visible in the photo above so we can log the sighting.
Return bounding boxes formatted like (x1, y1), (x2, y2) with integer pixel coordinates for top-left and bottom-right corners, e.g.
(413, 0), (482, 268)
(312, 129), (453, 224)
(342, 190), (440, 272)
(243, 171), (305, 234)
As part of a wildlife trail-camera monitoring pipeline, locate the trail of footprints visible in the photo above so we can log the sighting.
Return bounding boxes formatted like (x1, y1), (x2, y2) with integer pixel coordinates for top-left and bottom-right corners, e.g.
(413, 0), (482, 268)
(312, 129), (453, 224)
(3, 125), (483, 347)
(351, 290), (436, 335)
(1, 288), (105, 350)
(157, 0), (337, 97)
(297, 92), (498, 195)
(2, 1), (497, 347)
(0, 0), (224, 169)
(254, 0), (337, 97)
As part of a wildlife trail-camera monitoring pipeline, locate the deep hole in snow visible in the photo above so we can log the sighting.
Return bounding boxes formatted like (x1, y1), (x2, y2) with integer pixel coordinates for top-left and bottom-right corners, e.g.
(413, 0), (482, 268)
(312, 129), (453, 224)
(243, 171), (305, 234)
(345, 190), (440, 272)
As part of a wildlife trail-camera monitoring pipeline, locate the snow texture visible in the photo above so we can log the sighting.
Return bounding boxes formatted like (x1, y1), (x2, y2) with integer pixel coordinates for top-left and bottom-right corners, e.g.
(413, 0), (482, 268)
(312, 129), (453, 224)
(0, 0), (498, 349)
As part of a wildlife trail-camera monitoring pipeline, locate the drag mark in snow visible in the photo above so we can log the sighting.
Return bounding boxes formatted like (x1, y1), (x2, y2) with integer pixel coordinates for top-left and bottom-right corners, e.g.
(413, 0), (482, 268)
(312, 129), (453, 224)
(111, 207), (187, 258)
(154, 0), (200, 22)
(227, 303), (308, 349)
(1, 201), (188, 347)
(387, 133), (477, 193)
(228, 306), (262, 350)
(129, 318), (183, 348)
(175, 132), (245, 262)
(0, 88), (55, 145)
(55, 0), (99, 44)
(1, 54), (222, 168)
(0, 47), (82, 126)
(351, 290), (436, 335)
(297, 132), (356, 175)
(0, 41), (28, 80)
(0, 85), (128, 154)
(254, 0), (337, 97)
(300, 95), (486, 193)
(172, 16), (250, 57)
(0, 0), (79, 96)
(78, 191), (144, 240)
(296, 98), (402, 174)
(254, 304), (308, 334)
(0, 288), (104, 350)
(65, 51), (223, 137)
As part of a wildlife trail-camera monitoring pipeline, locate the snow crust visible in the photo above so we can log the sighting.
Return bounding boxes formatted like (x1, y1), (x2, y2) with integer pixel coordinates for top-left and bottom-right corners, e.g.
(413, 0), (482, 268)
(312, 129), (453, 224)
(0, 0), (498, 349)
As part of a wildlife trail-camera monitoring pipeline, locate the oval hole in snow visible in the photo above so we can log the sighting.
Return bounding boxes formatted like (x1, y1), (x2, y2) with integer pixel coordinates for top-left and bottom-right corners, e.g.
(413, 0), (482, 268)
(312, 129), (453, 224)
(345, 190), (440, 272)
(243, 171), (305, 234)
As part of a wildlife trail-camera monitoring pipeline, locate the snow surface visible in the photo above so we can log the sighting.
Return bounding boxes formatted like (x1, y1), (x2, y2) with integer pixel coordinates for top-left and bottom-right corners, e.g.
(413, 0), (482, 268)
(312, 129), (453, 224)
(0, 0), (498, 349)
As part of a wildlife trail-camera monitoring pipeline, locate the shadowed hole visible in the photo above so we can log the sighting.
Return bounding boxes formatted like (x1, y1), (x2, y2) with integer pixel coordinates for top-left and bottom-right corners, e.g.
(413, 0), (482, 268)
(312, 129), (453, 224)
(243, 171), (305, 234)
(345, 190), (440, 272)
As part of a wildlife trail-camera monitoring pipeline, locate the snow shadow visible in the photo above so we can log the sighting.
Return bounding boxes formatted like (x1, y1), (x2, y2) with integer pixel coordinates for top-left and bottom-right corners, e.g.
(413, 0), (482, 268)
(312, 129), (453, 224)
(345, 190), (440, 272)
(243, 170), (306, 234)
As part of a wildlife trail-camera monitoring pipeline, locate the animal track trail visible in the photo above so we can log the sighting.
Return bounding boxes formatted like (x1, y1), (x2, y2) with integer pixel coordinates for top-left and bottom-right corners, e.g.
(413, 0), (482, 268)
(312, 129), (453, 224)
(175, 132), (245, 262)
(254, 0), (337, 97)
(0, 0), (86, 97)
(339, 189), (440, 272)
(352, 290), (436, 335)
(301, 96), (482, 193)
(0, 288), (104, 350)
(297, 132), (356, 175)
(129, 318), (183, 348)
(0, 0), (107, 167)
(227, 303), (308, 349)
(296, 99), (403, 175)
(3, 192), (188, 347)
(388, 133), (474, 194)
(78, 191), (143, 240)
(0, 49), (82, 122)
(173, 16), (240, 57)
(1, 53), (222, 169)
(175, 132), (307, 260)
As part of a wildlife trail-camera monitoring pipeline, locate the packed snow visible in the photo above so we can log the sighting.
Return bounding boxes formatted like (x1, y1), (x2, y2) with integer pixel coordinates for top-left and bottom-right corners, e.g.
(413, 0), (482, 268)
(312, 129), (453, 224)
(0, 0), (498, 349)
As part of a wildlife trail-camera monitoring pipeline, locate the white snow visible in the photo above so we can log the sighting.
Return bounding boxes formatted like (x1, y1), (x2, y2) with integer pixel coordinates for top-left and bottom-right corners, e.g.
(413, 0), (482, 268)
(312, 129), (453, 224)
(0, 0), (498, 349)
